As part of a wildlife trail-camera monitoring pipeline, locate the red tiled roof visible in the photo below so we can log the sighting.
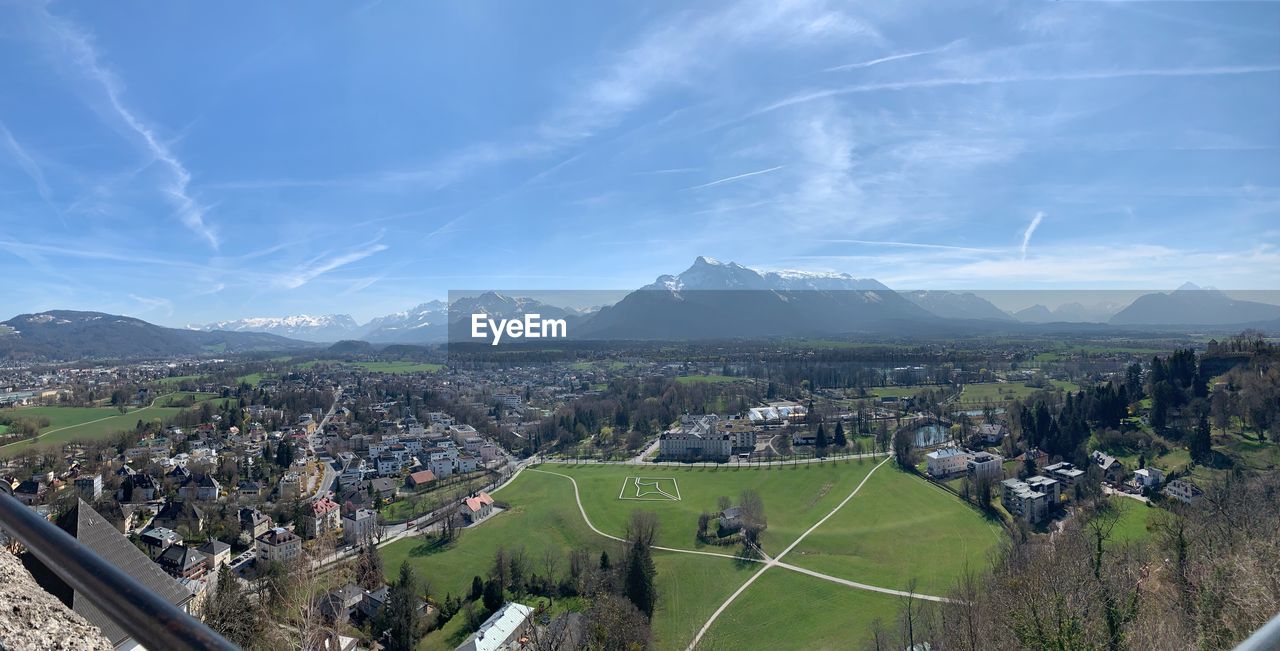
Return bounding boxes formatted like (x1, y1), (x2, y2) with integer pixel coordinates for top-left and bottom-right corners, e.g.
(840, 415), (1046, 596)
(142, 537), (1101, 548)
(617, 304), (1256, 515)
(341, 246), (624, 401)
(407, 470), (436, 485)
(463, 491), (494, 513)
(311, 497), (339, 516)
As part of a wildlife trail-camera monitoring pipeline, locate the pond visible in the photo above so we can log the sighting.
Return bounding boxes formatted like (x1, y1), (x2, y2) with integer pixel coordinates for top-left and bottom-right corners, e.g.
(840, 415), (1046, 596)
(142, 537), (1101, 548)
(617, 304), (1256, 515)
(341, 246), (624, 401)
(914, 424), (951, 447)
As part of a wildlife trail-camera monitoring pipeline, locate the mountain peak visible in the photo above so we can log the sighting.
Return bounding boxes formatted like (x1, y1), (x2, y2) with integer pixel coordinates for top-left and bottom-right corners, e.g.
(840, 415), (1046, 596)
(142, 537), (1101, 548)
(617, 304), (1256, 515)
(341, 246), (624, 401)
(1175, 281), (1202, 292)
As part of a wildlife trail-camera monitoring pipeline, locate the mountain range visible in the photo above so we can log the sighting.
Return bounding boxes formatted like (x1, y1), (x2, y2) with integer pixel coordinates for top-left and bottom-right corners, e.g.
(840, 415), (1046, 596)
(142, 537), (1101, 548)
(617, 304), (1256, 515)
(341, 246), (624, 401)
(7, 259), (1279, 359)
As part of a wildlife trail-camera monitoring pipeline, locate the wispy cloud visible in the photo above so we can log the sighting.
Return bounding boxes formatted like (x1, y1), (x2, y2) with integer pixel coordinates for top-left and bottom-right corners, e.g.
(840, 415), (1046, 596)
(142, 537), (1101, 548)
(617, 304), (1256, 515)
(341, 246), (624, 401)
(31, 5), (219, 249)
(275, 235), (390, 289)
(758, 64), (1280, 117)
(824, 42), (958, 72)
(128, 294), (174, 317)
(686, 165), (784, 190)
(817, 239), (999, 254)
(0, 120), (52, 202)
(1020, 211), (1044, 259)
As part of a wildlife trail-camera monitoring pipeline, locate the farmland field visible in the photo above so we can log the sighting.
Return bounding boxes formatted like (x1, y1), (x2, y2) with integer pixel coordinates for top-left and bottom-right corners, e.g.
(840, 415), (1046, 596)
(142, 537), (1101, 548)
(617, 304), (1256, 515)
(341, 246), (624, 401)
(392, 458), (1001, 650)
(956, 380), (1079, 404)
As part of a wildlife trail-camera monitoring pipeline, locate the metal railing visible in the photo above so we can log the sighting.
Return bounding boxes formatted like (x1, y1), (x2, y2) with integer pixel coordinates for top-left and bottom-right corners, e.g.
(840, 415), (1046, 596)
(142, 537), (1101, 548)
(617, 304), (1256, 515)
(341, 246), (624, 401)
(0, 491), (239, 651)
(1236, 611), (1280, 651)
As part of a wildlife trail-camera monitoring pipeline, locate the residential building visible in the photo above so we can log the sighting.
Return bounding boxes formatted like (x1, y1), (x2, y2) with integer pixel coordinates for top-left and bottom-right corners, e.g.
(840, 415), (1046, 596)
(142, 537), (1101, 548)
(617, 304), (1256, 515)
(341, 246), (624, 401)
(158, 544), (209, 581)
(926, 448), (972, 477)
(977, 423), (1005, 445)
(197, 540), (231, 568)
(117, 473), (157, 502)
(303, 498), (342, 539)
(455, 602), (534, 651)
(239, 507), (271, 540)
(178, 474), (222, 501)
(1091, 450), (1125, 483)
(1001, 475), (1061, 524)
(343, 509), (378, 545)
(460, 491), (495, 524)
(1164, 479), (1204, 505)
(1044, 461), (1086, 486)
(966, 452), (1005, 482)
(74, 474), (103, 501)
(139, 527), (183, 559)
(152, 500), (205, 533)
(1133, 467), (1165, 489)
(14, 479), (47, 505)
(256, 527), (303, 564)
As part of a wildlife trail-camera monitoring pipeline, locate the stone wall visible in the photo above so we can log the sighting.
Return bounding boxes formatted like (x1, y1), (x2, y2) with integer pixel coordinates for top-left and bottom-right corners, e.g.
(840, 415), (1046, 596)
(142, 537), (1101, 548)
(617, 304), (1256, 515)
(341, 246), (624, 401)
(0, 550), (112, 651)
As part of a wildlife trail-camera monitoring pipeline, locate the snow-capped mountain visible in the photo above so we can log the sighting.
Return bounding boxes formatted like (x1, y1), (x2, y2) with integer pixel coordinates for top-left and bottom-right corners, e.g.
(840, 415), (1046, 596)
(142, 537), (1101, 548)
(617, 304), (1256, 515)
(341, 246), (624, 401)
(361, 301), (449, 343)
(644, 256), (888, 292)
(198, 314), (362, 342)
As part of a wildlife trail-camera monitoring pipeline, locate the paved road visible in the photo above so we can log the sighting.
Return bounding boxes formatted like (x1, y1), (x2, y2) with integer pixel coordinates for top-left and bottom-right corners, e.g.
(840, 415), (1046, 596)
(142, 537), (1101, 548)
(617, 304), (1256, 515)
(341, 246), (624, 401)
(306, 386), (342, 502)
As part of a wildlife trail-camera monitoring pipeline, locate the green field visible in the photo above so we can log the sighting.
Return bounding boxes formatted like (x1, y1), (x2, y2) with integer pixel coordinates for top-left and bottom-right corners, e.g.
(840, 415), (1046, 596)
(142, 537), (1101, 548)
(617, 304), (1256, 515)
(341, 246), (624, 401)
(1106, 496), (1160, 545)
(389, 458), (1002, 650)
(551, 461), (881, 555)
(351, 361), (444, 374)
(236, 372), (266, 387)
(674, 374), (742, 385)
(956, 380), (1078, 404)
(697, 567), (902, 651)
(0, 393), (226, 456)
(785, 466), (1003, 595)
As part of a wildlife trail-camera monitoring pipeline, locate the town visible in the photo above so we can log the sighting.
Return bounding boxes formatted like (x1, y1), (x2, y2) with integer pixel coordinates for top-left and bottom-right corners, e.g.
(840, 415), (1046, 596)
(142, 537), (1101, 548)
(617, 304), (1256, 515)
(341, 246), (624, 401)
(1, 328), (1276, 650)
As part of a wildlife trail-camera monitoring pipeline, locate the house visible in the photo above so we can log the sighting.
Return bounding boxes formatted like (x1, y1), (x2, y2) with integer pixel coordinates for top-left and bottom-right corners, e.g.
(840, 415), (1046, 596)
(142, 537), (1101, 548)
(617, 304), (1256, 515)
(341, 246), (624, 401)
(237, 481), (262, 500)
(1164, 479), (1204, 505)
(279, 473), (302, 499)
(1091, 450), (1125, 483)
(74, 474), (103, 500)
(358, 585), (389, 620)
(343, 508), (378, 545)
(158, 544), (209, 580)
(718, 506), (742, 533)
(368, 478), (398, 500)
(977, 423), (1006, 445)
(460, 491), (495, 524)
(178, 474), (222, 501)
(239, 507), (272, 540)
(153, 500), (205, 533)
(406, 469), (437, 490)
(1044, 461), (1087, 486)
(303, 498), (342, 539)
(926, 448), (972, 477)
(118, 472), (157, 502)
(319, 583), (365, 624)
(1133, 467), (1165, 489)
(139, 527), (183, 559)
(13, 479), (48, 505)
(455, 602), (534, 651)
(966, 452), (1005, 482)
(197, 540), (232, 568)
(27, 500), (193, 649)
(256, 527), (303, 564)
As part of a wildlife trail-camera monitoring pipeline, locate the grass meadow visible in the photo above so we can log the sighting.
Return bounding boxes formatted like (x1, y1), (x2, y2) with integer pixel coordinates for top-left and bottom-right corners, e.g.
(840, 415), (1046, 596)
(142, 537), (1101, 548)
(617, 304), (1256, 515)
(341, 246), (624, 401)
(390, 457), (1001, 650)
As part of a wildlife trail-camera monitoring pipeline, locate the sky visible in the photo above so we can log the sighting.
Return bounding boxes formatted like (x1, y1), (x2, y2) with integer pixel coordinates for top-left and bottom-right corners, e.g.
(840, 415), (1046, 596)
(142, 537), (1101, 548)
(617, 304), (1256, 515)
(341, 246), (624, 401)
(1, 0), (1278, 326)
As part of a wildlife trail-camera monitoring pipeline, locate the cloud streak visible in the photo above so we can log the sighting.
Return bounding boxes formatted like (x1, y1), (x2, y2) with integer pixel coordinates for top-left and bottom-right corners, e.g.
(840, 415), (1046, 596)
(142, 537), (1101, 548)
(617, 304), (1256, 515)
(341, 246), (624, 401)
(0, 120), (52, 202)
(33, 5), (219, 249)
(686, 165), (785, 190)
(275, 237), (390, 289)
(824, 42), (957, 72)
(1020, 212), (1045, 259)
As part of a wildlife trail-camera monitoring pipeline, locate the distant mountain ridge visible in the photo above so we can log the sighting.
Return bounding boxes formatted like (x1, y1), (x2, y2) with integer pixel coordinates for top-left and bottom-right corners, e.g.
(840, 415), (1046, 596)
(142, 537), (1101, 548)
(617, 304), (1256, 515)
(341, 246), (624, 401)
(1110, 284), (1280, 326)
(195, 314), (362, 342)
(1, 311), (314, 360)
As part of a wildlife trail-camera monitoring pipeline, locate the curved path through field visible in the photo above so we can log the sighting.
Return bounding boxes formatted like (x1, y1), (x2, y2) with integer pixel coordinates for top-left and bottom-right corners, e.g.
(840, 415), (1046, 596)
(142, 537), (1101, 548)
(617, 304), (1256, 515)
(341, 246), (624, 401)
(527, 459), (955, 651)
(0, 391), (182, 453)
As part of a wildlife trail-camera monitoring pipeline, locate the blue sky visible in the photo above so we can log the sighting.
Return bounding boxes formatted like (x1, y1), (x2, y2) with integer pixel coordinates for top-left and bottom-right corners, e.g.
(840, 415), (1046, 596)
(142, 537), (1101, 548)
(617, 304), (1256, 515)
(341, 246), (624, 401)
(1, 0), (1278, 325)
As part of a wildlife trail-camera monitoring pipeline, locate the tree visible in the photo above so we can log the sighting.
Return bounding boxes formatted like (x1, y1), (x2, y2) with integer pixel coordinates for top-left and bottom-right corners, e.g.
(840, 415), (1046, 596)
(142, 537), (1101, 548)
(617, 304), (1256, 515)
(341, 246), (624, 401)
(893, 429), (917, 470)
(378, 561), (423, 651)
(482, 578), (504, 614)
(470, 575), (484, 601)
(738, 489), (767, 545)
(204, 564), (262, 647)
(1190, 413), (1212, 462)
(599, 550), (611, 570)
(834, 421), (848, 448)
(815, 423), (829, 455)
(624, 511), (658, 617)
(585, 593), (652, 650)
(356, 539), (385, 591)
